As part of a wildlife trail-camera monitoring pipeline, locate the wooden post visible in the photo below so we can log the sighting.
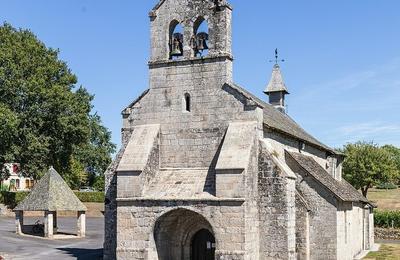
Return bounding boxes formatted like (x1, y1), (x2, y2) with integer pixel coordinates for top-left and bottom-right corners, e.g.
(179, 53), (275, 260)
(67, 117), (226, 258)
(15, 210), (24, 235)
(77, 211), (86, 237)
(44, 211), (54, 238)
(53, 211), (58, 234)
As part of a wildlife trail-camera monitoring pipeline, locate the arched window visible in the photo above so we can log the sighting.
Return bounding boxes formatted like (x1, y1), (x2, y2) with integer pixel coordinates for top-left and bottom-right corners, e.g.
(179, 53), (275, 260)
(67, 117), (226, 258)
(169, 21), (184, 59)
(192, 17), (209, 57)
(184, 93), (191, 112)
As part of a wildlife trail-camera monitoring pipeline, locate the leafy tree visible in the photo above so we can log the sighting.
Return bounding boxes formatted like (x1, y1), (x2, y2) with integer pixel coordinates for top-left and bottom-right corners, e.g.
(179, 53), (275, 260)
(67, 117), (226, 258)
(382, 145), (400, 184)
(342, 141), (399, 197)
(0, 23), (115, 187)
(74, 114), (115, 188)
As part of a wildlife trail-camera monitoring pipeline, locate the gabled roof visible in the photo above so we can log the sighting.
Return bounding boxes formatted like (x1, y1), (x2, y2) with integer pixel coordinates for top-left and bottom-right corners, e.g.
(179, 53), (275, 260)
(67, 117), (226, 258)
(264, 64), (289, 94)
(122, 89), (149, 115)
(230, 83), (336, 154)
(14, 167), (86, 212)
(286, 151), (369, 204)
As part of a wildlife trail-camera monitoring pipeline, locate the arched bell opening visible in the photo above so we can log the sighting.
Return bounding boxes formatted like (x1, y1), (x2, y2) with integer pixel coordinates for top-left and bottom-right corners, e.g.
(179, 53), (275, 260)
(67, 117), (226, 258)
(192, 17), (209, 57)
(169, 20), (184, 60)
(153, 209), (215, 260)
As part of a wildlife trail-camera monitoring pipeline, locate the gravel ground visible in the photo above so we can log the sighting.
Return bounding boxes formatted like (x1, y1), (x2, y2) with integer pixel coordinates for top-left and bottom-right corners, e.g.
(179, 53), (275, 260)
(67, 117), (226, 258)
(0, 216), (104, 260)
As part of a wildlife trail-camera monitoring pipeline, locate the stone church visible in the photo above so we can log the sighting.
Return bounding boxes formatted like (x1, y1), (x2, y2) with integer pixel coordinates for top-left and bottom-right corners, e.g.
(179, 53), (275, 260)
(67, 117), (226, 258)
(104, 0), (375, 259)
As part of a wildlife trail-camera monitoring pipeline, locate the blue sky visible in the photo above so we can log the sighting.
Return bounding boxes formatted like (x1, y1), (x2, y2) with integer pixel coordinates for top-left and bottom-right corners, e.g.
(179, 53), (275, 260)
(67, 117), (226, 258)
(1, 0), (400, 149)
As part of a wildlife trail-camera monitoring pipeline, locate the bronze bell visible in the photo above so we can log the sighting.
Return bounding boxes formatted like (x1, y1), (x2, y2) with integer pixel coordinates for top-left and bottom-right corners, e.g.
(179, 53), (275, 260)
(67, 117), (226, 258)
(170, 33), (183, 57)
(196, 32), (209, 52)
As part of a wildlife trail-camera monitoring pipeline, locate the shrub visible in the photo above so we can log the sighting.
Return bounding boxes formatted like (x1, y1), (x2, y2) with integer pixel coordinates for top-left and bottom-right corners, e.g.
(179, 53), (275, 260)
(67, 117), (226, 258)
(0, 191), (29, 208)
(0, 190), (104, 208)
(376, 182), (398, 190)
(74, 191), (104, 203)
(0, 184), (9, 192)
(375, 210), (400, 228)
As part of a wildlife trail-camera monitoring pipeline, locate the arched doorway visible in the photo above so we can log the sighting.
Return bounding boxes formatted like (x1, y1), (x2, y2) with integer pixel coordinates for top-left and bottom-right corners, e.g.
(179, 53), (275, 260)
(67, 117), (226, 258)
(191, 229), (215, 260)
(154, 209), (215, 260)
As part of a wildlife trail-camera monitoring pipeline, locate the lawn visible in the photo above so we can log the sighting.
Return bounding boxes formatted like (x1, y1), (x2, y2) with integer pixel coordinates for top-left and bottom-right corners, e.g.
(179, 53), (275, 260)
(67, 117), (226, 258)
(367, 188), (400, 210)
(364, 244), (400, 260)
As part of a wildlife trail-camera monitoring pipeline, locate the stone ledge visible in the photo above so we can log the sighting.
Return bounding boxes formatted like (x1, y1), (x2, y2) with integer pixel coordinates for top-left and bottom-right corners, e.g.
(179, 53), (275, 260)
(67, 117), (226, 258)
(148, 55), (233, 69)
(116, 197), (245, 202)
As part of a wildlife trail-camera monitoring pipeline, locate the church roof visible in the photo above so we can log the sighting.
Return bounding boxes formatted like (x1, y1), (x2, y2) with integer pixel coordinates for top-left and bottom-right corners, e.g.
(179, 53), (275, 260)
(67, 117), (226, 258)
(264, 64), (289, 94)
(14, 167), (86, 212)
(286, 151), (370, 204)
(230, 83), (336, 154)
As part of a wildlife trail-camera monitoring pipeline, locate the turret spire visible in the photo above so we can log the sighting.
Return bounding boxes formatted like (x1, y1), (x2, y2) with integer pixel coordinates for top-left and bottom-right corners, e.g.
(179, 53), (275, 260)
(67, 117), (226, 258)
(264, 49), (289, 113)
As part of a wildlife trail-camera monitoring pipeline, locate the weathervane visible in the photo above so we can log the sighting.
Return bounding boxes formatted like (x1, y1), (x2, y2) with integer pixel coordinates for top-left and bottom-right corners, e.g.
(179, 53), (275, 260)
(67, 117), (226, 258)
(269, 48), (285, 65)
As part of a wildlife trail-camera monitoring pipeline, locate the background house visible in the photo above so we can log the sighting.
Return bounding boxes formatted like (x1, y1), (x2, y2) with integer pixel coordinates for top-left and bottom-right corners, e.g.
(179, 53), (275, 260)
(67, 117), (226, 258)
(1, 163), (34, 191)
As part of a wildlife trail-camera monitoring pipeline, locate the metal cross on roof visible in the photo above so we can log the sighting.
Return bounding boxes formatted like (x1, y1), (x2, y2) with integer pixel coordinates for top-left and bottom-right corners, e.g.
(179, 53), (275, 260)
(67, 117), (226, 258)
(269, 48), (285, 65)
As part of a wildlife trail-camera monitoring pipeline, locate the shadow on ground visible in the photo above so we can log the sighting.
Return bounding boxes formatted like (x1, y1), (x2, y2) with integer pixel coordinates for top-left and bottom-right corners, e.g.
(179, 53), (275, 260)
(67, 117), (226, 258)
(56, 248), (103, 260)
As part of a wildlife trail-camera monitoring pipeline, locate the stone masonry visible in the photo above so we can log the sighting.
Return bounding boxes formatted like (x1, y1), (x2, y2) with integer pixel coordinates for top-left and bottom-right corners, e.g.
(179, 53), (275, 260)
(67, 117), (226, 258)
(104, 1), (375, 259)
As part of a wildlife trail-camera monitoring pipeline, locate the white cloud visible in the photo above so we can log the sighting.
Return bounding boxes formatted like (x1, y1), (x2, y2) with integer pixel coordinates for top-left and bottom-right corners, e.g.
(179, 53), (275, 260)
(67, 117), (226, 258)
(338, 122), (400, 136)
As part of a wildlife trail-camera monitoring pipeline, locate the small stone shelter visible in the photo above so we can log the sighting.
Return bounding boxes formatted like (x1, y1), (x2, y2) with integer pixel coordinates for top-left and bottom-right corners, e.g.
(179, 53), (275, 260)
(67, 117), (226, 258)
(14, 167), (87, 238)
(104, 1), (375, 259)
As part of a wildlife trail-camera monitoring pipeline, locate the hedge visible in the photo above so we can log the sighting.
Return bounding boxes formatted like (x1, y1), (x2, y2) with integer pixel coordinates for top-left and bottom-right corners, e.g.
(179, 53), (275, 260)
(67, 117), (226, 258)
(375, 210), (400, 228)
(0, 191), (104, 208)
(74, 192), (104, 203)
(0, 191), (29, 208)
(376, 182), (398, 190)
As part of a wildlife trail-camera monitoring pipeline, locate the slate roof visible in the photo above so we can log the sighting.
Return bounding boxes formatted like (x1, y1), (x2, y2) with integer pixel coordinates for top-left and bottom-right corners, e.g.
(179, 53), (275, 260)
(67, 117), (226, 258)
(264, 64), (289, 94)
(230, 83), (336, 154)
(286, 151), (369, 204)
(14, 167), (87, 212)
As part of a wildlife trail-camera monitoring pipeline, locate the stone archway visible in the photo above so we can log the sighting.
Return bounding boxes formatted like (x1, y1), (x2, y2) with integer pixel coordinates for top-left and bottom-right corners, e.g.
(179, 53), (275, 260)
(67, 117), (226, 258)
(153, 209), (215, 260)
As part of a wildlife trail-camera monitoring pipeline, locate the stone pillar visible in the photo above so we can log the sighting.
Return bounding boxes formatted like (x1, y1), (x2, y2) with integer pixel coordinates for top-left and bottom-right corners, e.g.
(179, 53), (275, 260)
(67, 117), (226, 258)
(44, 211), (54, 238)
(15, 211), (24, 235)
(77, 211), (86, 237)
(53, 211), (58, 234)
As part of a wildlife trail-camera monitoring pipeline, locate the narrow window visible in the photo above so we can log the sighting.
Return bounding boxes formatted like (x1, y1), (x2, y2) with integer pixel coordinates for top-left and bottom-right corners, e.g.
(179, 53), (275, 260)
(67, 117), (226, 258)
(184, 93), (191, 112)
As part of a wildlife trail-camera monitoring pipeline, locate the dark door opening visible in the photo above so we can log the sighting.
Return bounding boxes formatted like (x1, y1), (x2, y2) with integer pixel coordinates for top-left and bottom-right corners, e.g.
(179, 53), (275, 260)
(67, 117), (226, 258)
(191, 229), (215, 260)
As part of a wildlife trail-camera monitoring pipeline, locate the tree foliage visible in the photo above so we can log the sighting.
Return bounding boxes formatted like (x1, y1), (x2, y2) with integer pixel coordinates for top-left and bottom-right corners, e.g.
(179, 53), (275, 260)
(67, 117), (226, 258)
(0, 23), (115, 187)
(342, 141), (399, 197)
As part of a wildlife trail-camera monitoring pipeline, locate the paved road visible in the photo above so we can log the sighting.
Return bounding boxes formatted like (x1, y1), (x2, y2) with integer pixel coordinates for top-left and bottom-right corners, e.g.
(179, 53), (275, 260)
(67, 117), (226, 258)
(0, 216), (104, 260)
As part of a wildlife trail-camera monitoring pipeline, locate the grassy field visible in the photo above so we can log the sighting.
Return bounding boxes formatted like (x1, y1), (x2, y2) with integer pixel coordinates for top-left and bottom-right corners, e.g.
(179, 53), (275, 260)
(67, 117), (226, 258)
(367, 188), (400, 210)
(364, 244), (400, 260)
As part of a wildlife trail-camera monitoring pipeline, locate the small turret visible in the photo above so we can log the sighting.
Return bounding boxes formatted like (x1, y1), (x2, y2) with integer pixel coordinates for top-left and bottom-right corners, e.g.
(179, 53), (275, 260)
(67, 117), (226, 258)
(264, 49), (289, 113)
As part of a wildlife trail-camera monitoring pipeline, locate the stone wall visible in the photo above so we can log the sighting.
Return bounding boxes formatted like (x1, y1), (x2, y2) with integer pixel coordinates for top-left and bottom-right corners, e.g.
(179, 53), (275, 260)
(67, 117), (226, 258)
(286, 154), (338, 260)
(116, 201), (246, 260)
(295, 193), (310, 260)
(149, 0), (232, 61)
(258, 144), (296, 259)
(336, 202), (370, 260)
(104, 129), (133, 260)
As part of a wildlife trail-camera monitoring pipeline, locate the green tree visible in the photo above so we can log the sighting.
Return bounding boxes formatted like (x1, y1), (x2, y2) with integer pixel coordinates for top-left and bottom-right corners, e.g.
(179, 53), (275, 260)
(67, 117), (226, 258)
(382, 145), (400, 184)
(342, 141), (399, 197)
(0, 23), (115, 186)
(74, 113), (115, 188)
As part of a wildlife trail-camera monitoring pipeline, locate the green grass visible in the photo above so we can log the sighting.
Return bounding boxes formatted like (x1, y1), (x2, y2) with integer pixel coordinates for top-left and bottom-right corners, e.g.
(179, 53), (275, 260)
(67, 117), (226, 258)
(364, 244), (400, 260)
(367, 188), (400, 210)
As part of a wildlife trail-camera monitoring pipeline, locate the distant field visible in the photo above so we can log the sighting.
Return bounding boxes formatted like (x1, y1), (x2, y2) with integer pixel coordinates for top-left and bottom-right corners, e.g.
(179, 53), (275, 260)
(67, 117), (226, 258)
(364, 244), (400, 260)
(367, 188), (400, 211)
